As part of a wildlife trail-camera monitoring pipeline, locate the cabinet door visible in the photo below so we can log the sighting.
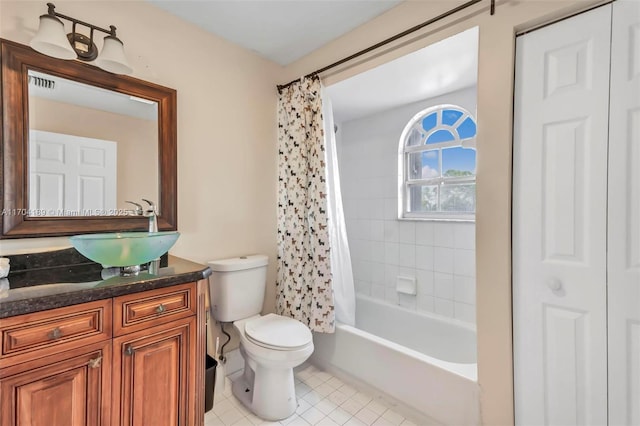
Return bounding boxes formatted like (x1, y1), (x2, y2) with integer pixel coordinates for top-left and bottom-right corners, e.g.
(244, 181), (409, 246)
(608, 1), (640, 425)
(512, 4), (611, 425)
(0, 341), (111, 426)
(112, 316), (196, 426)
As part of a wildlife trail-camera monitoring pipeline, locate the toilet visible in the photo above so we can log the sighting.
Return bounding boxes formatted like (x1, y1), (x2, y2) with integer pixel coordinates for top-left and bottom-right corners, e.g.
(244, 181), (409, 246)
(207, 255), (314, 421)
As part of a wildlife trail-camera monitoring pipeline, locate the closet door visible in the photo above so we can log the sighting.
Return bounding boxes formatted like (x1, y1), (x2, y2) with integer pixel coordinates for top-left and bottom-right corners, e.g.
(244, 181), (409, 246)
(608, 2), (640, 425)
(512, 5), (611, 425)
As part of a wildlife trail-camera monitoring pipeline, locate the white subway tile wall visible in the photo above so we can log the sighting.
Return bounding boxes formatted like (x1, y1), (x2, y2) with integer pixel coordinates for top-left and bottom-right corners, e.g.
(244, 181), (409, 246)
(336, 88), (477, 325)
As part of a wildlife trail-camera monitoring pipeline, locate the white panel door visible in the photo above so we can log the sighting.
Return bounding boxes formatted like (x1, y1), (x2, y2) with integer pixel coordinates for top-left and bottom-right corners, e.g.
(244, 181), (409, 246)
(29, 130), (117, 214)
(608, 2), (640, 425)
(513, 5), (611, 425)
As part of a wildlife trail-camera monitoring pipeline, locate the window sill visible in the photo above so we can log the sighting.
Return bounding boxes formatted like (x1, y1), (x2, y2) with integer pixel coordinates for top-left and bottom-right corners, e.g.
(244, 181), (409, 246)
(398, 215), (475, 223)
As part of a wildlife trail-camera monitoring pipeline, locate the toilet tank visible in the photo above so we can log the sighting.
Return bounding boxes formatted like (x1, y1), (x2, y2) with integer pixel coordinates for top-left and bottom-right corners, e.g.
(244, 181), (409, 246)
(207, 255), (269, 322)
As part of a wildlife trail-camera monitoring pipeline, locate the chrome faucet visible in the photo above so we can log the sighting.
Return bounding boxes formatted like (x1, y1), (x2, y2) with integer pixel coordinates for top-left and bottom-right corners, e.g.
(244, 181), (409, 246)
(142, 199), (158, 233)
(125, 200), (143, 216)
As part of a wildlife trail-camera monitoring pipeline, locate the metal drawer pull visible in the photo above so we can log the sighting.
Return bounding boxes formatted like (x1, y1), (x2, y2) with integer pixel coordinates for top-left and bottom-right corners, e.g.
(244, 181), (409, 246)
(125, 346), (134, 356)
(88, 356), (103, 368)
(156, 304), (166, 314)
(49, 327), (62, 340)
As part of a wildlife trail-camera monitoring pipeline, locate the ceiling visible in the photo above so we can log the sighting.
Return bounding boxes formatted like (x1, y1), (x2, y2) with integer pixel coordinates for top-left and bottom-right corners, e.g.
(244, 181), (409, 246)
(148, 0), (402, 65)
(326, 26), (479, 123)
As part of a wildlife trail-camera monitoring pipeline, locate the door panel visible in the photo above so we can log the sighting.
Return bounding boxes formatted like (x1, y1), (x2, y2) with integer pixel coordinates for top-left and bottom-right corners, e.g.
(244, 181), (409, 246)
(0, 341), (111, 426)
(513, 5), (611, 425)
(112, 316), (195, 426)
(608, 2), (640, 424)
(29, 130), (116, 214)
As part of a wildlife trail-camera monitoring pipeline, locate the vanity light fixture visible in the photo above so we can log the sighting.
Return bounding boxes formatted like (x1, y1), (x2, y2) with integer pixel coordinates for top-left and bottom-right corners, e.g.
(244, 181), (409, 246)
(30, 3), (133, 75)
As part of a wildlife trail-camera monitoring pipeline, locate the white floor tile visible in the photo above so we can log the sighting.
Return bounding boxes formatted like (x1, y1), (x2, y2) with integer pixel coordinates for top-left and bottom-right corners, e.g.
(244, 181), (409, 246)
(344, 418), (367, 426)
(302, 390), (324, 405)
(213, 399), (236, 416)
(296, 398), (312, 415)
(219, 407), (245, 426)
(232, 418), (255, 426)
(315, 398), (338, 415)
(315, 383), (335, 397)
(352, 392), (373, 406)
(325, 377), (344, 389)
(296, 383), (313, 397)
(337, 384), (358, 397)
(288, 417), (312, 426)
(316, 418), (341, 426)
(340, 399), (364, 416)
(327, 408), (352, 426)
(371, 418), (394, 426)
(301, 407), (326, 425)
(354, 408), (379, 426)
(280, 414), (301, 425)
(314, 371), (332, 382)
(380, 410), (404, 426)
(207, 364), (426, 426)
(327, 390), (349, 406)
(304, 375), (325, 388)
(364, 400), (387, 416)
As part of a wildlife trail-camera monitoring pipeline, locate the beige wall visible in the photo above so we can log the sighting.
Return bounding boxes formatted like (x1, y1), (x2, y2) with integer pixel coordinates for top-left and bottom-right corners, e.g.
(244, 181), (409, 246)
(30, 97), (159, 209)
(0, 0), (282, 349)
(280, 1), (606, 424)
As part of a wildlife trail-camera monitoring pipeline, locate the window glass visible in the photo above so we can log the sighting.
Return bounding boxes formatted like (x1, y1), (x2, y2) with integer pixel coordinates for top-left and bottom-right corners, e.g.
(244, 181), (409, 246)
(400, 104), (477, 219)
(442, 109), (463, 126)
(426, 129), (455, 144)
(442, 147), (476, 176)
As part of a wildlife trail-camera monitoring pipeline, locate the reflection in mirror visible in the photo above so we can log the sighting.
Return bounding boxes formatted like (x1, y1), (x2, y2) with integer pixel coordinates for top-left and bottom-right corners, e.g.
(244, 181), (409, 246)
(27, 70), (159, 217)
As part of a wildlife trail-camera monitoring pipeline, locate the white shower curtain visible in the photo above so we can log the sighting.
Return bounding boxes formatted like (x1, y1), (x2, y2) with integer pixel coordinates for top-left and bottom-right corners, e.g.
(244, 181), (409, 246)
(321, 87), (356, 326)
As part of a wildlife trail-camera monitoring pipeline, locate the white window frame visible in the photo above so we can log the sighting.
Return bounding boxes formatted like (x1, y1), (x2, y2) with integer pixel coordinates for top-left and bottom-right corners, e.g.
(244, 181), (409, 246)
(398, 104), (477, 221)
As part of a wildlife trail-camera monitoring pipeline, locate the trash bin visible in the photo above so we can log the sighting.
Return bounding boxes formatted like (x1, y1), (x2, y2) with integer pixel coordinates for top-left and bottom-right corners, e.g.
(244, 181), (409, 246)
(205, 354), (217, 412)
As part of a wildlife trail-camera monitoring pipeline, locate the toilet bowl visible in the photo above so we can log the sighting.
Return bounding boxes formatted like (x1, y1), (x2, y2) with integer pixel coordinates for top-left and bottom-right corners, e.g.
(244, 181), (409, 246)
(231, 314), (313, 420)
(207, 255), (314, 421)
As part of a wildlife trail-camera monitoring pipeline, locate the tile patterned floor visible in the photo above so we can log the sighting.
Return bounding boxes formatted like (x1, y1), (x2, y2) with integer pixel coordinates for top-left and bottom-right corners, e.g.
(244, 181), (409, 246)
(204, 364), (421, 426)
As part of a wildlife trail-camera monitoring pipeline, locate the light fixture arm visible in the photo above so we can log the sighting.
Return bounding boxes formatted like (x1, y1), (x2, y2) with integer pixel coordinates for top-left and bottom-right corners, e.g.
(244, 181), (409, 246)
(45, 3), (118, 38)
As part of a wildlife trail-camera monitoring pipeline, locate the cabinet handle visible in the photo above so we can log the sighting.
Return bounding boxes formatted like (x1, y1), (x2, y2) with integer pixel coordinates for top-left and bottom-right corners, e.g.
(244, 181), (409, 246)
(125, 346), (134, 356)
(88, 356), (102, 368)
(49, 327), (62, 340)
(156, 304), (166, 314)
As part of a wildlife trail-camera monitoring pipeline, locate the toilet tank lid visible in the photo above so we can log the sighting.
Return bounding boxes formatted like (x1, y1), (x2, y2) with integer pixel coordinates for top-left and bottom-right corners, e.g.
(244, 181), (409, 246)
(208, 254), (268, 272)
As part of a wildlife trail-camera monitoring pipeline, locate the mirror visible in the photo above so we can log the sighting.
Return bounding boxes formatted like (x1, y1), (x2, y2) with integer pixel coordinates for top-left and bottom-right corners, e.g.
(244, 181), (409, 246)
(28, 70), (160, 216)
(1, 39), (177, 238)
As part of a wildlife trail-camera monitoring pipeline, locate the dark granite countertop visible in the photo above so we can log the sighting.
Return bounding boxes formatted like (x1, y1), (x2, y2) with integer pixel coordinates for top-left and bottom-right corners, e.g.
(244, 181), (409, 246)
(0, 249), (211, 319)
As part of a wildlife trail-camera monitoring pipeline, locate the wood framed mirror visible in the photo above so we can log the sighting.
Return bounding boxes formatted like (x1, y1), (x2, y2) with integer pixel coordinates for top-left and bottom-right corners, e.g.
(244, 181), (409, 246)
(1, 39), (177, 238)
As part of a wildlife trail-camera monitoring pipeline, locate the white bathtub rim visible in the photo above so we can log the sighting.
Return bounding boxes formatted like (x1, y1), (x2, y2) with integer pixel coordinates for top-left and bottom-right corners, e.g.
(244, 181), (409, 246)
(356, 293), (477, 333)
(332, 323), (478, 382)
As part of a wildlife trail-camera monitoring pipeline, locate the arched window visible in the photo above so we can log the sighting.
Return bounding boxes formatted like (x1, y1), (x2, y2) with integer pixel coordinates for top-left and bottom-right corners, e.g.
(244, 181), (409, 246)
(399, 104), (477, 220)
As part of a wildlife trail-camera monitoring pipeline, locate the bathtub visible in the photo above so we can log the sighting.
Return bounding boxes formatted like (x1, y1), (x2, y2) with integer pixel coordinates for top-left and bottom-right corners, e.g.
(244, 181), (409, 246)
(311, 295), (480, 425)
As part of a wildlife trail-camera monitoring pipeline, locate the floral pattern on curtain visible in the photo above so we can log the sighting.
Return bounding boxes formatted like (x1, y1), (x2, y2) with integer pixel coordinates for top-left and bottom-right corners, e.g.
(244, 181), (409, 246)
(276, 76), (335, 333)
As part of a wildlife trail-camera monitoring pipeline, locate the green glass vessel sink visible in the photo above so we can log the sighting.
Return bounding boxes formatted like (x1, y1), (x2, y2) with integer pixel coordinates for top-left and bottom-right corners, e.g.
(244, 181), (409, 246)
(69, 232), (180, 267)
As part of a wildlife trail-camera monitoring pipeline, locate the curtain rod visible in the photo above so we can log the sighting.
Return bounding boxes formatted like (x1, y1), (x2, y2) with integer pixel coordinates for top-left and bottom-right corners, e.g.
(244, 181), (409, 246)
(277, 0), (494, 92)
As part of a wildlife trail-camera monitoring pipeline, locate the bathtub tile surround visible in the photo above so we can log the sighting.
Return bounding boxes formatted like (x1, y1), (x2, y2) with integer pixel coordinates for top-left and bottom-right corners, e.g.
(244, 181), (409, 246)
(205, 365), (426, 426)
(338, 87), (477, 325)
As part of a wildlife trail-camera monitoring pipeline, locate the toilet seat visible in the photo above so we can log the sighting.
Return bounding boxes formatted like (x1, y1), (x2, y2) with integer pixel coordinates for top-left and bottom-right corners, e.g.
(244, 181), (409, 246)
(244, 313), (312, 351)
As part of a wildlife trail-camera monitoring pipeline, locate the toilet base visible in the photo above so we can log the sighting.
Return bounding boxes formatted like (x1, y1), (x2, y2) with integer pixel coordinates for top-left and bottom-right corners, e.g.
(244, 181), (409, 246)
(232, 358), (298, 421)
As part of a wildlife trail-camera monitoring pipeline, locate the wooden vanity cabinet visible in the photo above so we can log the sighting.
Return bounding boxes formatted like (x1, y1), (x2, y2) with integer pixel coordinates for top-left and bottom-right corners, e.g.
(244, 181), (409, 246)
(0, 340), (112, 426)
(0, 280), (207, 426)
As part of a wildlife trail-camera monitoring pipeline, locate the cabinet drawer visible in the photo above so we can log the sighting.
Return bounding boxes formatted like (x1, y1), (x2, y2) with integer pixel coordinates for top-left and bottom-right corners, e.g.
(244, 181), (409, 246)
(0, 299), (112, 366)
(113, 282), (196, 336)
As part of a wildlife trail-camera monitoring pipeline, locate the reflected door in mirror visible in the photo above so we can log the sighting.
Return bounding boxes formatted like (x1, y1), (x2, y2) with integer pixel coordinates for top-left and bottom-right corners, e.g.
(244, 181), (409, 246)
(29, 130), (117, 216)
